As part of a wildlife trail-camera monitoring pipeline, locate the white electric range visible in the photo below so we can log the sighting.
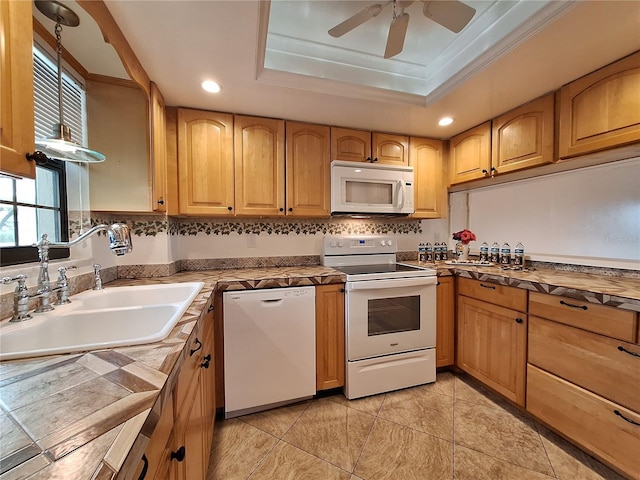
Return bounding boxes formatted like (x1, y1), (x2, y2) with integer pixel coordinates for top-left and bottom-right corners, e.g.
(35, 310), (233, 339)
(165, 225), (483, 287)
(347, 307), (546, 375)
(322, 235), (437, 399)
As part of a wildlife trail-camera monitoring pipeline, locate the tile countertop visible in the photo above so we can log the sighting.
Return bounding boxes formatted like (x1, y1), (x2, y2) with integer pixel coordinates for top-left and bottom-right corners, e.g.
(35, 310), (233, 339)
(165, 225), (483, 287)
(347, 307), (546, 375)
(1, 264), (639, 480)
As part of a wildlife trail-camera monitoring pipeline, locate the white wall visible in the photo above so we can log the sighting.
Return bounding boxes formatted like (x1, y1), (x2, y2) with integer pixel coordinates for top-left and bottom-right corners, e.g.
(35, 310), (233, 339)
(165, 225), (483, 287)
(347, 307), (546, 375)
(450, 158), (640, 270)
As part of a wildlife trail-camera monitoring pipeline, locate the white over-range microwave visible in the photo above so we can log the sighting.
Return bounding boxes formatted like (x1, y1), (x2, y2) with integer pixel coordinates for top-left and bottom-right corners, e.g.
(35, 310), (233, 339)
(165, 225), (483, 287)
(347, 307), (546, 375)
(331, 160), (415, 215)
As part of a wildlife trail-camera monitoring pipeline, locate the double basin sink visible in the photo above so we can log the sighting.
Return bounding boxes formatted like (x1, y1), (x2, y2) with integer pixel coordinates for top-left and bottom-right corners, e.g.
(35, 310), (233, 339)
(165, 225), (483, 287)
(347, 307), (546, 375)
(0, 282), (205, 361)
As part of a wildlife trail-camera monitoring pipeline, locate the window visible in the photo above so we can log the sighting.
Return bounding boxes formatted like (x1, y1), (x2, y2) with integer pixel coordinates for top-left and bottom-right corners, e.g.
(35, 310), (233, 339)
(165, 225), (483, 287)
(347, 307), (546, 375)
(0, 45), (84, 266)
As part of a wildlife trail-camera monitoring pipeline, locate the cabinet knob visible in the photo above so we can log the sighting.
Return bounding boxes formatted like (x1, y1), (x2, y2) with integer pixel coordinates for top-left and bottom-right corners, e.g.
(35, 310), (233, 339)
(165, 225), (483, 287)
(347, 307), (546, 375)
(515, 317), (524, 324)
(170, 446), (186, 462)
(288, 207), (293, 212)
(26, 151), (49, 165)
(190, 338), (202, 356)
(366, 156), (373, 162)
(339, 288), (345, 293)
(227, 206), (233, 211)
(481, 169), (489, 175)
(157, 198), (165, 205)
(201, 353), (211, 368)
(279, 207), (284, 212)
(373, 157), (379, 162)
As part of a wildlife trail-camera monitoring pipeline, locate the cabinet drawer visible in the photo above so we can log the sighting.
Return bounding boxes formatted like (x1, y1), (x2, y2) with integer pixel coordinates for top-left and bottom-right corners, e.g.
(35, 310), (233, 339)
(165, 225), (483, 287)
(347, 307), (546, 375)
(529, 291), (637, 342)
(175, 323), (204, 411)
(529, 316), (640, 412)
(527, 365), (640, 480)
(457, 277), (527, 311)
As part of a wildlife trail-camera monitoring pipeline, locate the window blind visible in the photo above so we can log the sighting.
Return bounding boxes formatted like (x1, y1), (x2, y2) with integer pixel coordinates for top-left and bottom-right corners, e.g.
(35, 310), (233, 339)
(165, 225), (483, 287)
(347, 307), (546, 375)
(33, 47), (86, 146)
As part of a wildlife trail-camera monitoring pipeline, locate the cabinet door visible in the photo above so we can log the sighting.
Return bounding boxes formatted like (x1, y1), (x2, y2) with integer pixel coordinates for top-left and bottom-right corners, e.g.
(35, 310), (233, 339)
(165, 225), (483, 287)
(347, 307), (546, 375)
(286, 122), (331, 217)
(331, 127), (371, 162)
(449, 122), (491, 185)
(492, 93), (555, 174)
(559, 51), (640, 158)
(0, 0), (35, 179)
(315, 284), (345, 391)
(457, 295), (527, 406)
(177, 109), (234, 215)
(151, 82), (167, 212)
(372, 133), (408, 165)
(234, 115), (285, 216)
(436, 277), (455, 368)
(409, 137), (446, 218)
(200, 313), (216, 463)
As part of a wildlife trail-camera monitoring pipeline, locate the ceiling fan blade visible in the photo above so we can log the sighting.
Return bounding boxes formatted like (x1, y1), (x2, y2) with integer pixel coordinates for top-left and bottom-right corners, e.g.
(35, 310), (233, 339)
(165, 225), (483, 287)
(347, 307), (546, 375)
(384, 12), (410, 59)
(422, 0), (476, 33)
(329, 2), (390, 38)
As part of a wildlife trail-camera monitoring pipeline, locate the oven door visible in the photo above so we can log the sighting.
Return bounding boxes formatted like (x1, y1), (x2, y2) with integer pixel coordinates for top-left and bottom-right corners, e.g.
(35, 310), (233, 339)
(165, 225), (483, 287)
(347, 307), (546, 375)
(345, 276), (437, 361)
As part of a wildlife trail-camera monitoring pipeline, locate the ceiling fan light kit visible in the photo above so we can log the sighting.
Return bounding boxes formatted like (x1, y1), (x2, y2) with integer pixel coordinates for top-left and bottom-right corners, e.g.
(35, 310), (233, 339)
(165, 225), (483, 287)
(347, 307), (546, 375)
(329, 0), (476, 59)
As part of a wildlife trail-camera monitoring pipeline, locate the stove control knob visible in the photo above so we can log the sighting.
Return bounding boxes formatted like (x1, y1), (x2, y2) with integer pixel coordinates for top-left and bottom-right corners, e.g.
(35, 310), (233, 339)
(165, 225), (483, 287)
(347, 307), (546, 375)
(338, 241), (344, 247)
(330, 241), (337, 248)
(380, 240), (386, 246)
(388, 240), (393, 246)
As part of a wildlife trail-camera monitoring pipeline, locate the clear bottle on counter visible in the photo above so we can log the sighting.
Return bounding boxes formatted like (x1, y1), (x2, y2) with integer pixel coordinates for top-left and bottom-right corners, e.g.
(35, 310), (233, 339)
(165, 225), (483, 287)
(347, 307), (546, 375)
(425, 242), (434, 262)
(490, 242), (500, 263)
(479, 242), (489, 262)
(500, 242), (511, 265)
(441, 244), (449, 261)
(418, 242), (427, 263)
(434, 242), (442, 262)
(514, 242), (525, 268)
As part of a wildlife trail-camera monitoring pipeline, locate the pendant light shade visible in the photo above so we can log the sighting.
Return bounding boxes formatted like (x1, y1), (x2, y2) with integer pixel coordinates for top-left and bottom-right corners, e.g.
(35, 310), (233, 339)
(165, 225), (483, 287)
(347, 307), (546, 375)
(33, 0), (106, 163)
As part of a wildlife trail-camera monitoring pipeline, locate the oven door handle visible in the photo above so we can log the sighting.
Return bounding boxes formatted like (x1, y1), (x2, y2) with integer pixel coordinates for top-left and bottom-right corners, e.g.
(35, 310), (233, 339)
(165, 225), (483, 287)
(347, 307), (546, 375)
(346, 276), (438, 291)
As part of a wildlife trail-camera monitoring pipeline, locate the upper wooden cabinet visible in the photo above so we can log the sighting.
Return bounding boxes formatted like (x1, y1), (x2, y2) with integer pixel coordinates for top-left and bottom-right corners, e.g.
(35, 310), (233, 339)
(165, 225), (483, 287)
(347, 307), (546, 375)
(177, 109), (235, 216)
(331, 127), (371, 162)
(559, 51), (640, 159)
(286, 121), (331, 217)
(449, 122), (491, 185)
(372, 132), (409, 165)
(151, 82), (167, 212)
(234, 115), (285, 216)
(0, 0), (35, 179)
(331, 127), (408, 165)
(492, 93), (555, 174)
(409, 137), (446, 219)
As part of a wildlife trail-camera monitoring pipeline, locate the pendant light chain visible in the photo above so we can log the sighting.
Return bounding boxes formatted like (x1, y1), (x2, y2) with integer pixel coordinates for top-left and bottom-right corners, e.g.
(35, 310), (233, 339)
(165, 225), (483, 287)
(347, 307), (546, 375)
(54, 19), (65, 128)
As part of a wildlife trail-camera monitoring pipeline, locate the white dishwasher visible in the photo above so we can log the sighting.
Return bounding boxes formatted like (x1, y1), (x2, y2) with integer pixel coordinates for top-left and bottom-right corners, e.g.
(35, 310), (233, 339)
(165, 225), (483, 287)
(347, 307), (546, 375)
(223, 287), (316, 418)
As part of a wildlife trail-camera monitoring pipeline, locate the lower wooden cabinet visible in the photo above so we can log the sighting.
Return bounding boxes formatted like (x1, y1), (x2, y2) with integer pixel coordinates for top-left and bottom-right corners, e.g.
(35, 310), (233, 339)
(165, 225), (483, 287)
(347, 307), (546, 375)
(435, 277), (455, 367)
(456, 279), (527, 406)
(135, 311), (215, 480)
(315, 284), (345, 391)
(527, 365), (640, 480)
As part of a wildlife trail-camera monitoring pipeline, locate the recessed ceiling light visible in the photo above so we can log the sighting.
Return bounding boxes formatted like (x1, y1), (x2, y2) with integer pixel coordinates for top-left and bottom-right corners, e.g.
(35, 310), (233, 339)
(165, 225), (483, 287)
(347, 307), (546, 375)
(201, 80), (221, 93)
(438, 117), (454, 126)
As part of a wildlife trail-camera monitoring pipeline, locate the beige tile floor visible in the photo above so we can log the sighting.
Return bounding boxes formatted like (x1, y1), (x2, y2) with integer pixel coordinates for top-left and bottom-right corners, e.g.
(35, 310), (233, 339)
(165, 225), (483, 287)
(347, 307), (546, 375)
(206, 372), (626, 480)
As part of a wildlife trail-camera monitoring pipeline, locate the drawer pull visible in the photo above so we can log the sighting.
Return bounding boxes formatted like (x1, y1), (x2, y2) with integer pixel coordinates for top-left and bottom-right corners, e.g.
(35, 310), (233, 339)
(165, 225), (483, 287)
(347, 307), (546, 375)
(190, 338), (202, 356)
(614, 409), (640, 426)
(480, 283), (496, 290)
(559, 300), (588, 310)
(137, 454), (148, 480)
(618, 345), (640, 358)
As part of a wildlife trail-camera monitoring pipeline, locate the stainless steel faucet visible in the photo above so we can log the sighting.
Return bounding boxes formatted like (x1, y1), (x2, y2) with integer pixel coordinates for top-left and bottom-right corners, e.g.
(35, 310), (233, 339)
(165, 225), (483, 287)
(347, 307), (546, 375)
(32, 223), (133, 314)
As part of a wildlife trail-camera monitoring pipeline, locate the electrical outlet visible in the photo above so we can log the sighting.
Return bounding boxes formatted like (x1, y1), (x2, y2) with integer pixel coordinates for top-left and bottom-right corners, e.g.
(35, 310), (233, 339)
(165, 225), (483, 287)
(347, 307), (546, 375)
(247, 234), (257, 248)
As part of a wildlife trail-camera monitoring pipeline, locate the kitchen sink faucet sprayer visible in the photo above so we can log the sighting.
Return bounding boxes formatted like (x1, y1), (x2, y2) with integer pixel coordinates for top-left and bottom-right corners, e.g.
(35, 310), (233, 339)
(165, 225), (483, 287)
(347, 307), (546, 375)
(33, 223), (133, 313)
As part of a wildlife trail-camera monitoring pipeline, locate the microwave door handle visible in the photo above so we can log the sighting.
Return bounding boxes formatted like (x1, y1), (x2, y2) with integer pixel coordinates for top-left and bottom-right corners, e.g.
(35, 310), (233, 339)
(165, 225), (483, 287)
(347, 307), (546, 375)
(397, 180), (405, 209)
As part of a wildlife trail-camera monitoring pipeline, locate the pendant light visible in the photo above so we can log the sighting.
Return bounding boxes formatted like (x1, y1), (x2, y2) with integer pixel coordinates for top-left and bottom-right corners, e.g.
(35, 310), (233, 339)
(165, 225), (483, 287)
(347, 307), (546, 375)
(31, 0), (106, 163)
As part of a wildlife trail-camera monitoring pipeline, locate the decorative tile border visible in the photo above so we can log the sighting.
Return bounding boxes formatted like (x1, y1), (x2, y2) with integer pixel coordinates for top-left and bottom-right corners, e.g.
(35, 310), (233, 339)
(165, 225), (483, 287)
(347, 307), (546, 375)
(68, 213), (423, 238)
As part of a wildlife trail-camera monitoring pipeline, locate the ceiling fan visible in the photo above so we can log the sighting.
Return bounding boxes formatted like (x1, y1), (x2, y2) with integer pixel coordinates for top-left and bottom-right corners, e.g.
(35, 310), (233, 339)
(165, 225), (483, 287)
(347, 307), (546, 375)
(328, 0), (476, 59)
